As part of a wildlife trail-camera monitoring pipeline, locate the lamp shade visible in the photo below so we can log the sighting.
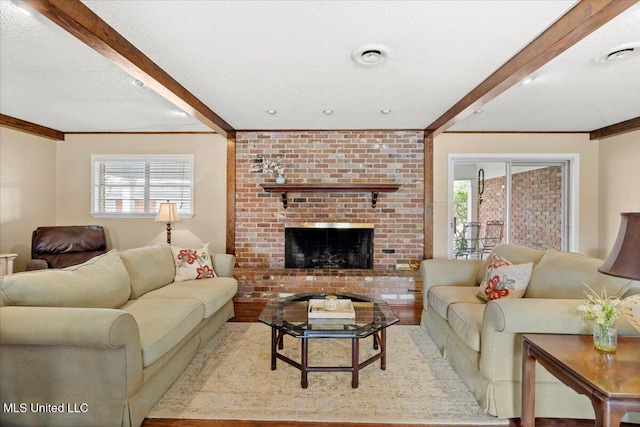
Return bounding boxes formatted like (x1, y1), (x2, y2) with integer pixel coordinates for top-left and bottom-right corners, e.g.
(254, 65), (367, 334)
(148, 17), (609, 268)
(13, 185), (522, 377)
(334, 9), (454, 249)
(155, 202), (181, 222)
(598, 212), (640, 280)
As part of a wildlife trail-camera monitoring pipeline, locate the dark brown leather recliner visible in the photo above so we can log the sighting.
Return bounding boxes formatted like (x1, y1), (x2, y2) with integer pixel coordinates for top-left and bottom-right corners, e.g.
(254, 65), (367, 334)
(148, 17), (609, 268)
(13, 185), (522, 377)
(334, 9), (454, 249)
(26, 225), (107, 270)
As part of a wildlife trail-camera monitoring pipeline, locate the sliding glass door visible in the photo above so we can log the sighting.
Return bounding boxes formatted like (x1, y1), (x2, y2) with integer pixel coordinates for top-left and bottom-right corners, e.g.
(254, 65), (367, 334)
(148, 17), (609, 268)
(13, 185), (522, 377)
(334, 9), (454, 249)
(450, 156), (574, 259)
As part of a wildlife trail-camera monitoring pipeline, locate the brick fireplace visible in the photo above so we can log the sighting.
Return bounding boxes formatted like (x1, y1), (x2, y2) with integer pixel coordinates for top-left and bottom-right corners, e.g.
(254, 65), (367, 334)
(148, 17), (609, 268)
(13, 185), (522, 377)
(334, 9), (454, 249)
(233, 130), (424, 303)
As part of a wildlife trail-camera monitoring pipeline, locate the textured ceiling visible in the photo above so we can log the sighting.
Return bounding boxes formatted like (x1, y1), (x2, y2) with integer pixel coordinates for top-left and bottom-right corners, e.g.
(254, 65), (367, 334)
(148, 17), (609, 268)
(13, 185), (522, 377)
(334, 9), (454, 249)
(1, 0), (639, 133)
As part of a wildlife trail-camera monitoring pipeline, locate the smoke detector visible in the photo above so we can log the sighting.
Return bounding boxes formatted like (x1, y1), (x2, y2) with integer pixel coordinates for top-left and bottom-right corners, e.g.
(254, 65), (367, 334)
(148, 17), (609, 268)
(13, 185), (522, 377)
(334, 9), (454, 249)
(351, 44), (389, 66)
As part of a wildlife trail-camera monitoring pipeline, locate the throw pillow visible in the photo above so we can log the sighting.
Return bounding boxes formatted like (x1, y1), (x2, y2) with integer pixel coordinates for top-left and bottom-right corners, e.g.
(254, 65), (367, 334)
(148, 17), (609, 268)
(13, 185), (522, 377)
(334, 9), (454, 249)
(477, 253), (533, 302)
(171, 243), (217, 282)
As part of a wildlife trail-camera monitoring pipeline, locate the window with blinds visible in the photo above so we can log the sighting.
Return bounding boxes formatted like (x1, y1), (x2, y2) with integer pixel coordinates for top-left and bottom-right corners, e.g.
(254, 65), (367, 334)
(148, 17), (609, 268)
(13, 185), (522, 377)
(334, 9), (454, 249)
(91, 154), (194, 218)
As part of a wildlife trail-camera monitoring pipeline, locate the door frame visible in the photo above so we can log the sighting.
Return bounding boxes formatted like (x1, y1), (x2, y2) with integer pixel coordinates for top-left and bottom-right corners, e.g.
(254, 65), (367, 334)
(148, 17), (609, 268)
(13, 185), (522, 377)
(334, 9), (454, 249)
(447, 153), (580, 259)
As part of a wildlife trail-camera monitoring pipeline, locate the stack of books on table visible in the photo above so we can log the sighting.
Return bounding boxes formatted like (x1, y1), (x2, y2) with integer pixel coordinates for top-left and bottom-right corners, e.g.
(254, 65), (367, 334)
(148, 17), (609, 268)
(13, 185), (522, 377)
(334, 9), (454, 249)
(308, 299), (355, 326)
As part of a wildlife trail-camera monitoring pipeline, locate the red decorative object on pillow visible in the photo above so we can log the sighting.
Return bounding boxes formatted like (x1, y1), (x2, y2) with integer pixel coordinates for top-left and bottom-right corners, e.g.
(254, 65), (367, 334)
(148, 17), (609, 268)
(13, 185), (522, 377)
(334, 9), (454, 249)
(171, 243), (217, 282)
(477, 253), (533, 302)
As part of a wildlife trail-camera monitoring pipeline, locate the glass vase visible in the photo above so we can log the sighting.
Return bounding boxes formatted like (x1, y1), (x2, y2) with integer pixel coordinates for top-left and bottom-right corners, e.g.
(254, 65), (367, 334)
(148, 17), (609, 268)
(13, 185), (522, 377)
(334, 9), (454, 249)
(593, 323), (617, 352)
(275, 175), (286, 184)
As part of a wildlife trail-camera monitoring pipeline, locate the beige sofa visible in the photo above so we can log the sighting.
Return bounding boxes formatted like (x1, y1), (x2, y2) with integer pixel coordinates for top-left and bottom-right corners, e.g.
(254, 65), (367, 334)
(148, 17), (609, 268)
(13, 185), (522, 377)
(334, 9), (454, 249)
(420, 244), (640, 422)
(0, 244), (238, 427)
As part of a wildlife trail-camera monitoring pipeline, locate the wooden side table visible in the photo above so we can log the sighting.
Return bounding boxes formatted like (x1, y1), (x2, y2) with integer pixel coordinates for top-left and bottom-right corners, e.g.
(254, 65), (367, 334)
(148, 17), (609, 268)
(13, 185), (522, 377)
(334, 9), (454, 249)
(522, 334), (640, 427)
(0, 253), (18, 276)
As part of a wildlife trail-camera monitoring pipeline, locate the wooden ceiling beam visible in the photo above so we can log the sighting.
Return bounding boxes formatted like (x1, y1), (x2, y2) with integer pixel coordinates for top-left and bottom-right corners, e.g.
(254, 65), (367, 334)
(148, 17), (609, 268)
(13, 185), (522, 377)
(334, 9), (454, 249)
(24, 0), (236, 138)
(425, 0), (639, 137)
(590, 116), (640, 140)
(0, 114), (65, 141)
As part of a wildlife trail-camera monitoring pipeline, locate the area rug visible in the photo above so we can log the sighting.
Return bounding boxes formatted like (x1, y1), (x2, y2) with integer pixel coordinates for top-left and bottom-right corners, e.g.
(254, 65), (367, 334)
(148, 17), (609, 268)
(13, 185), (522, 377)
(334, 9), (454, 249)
(148, 323), (508, 425)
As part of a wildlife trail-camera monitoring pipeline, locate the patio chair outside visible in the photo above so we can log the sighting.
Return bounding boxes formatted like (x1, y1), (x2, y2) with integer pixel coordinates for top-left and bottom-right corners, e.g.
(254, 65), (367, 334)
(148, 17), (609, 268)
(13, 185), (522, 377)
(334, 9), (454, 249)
(480, 220), (504, 259)
(454, 221), (481, 259)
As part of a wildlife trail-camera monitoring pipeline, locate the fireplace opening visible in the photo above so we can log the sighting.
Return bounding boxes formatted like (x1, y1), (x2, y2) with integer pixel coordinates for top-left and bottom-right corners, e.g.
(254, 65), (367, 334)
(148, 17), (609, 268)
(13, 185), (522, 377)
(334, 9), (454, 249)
(285, 223), (373, 269)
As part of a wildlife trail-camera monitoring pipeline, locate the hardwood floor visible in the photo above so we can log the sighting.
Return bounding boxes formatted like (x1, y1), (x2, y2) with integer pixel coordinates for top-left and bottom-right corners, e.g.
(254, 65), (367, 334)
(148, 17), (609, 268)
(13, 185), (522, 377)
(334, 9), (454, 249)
(144, 302), (637, 427)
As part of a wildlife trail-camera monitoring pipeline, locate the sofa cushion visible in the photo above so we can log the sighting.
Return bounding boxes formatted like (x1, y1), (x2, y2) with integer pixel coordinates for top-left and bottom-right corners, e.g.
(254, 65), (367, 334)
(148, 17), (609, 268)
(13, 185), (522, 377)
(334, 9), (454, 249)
(476, 244), (545, 285)
(119, 298), (204, 367)
(0, 250), (130, 308)
(428, 286), (482, 320)
(526, 248), (633, 299)
(447, 303), (484, 352)
(119, 244), (175, 298)
(141, 277), (237, 318)
(477, 254), (533, 301)
(171, 243), (216, 282)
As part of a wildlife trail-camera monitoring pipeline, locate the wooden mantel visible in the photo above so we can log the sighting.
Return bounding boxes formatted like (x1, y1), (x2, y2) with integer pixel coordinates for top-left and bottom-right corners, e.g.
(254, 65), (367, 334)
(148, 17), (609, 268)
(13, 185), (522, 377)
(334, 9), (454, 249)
(260, 183), (401, 209)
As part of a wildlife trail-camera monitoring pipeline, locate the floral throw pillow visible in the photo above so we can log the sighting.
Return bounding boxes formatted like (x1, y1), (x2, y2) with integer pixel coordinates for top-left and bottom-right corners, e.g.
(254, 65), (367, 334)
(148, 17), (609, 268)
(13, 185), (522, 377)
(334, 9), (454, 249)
(171, 243), (217, 282)
(477, 253), (533, 302)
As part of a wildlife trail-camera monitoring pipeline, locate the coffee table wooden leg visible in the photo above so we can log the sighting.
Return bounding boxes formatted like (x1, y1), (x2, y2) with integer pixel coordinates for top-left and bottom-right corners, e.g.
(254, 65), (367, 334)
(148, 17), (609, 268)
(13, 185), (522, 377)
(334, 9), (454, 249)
(373, 332), (379, 350)
(301, 338), (309, 389)
(380, 329), (387, 370)
(270, 327), (277, 370)
(352, 337), (359, 388)
(278, 331), (284, 350)
(521, 340), (536, 427)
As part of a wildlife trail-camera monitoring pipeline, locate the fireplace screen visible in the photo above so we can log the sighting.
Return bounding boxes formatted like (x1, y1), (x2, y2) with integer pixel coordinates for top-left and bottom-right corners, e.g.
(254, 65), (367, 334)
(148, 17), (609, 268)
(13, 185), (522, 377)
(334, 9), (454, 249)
(285, 223), (374, 269)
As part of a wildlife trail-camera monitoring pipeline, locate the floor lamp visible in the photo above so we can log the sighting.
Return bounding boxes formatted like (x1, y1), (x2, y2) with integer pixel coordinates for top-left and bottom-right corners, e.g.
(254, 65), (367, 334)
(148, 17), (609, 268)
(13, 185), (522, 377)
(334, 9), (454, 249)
(155, 201), (181, 244)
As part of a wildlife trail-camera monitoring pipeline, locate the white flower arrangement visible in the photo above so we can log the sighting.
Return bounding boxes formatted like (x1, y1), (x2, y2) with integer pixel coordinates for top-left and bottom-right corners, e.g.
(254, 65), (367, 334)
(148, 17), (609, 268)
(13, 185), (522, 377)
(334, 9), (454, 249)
(576, 284), (622, 327)
(250, 155), (284, 177)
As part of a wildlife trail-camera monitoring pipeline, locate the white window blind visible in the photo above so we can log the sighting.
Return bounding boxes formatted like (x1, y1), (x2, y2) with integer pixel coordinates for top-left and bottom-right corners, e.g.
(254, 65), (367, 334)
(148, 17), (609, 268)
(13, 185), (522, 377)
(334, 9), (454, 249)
(91, 154), (194, 218)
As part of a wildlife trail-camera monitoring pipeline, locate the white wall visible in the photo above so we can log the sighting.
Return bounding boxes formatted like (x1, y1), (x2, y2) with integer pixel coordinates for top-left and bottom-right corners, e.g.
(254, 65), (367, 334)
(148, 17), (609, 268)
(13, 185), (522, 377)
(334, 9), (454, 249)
(56, 133), (228, 253)
(597, 129), (640, 258)
(433, 132), (600, 258)
(0, 128), (57, 271)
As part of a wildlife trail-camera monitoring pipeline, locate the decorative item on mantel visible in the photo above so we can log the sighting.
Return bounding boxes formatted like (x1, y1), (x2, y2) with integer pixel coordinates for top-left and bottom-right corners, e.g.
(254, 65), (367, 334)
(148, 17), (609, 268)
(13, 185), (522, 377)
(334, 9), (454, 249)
(250, 155), (286, 183)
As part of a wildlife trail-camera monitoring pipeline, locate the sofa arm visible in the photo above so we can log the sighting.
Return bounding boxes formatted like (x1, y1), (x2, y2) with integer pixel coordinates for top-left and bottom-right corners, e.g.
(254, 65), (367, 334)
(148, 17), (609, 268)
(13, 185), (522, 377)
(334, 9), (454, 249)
(483, 298), (588, 335)
(212, 253), (236, 277)
(483, 297), (640, 336)
(0, 306), (143, 398)
(479, 298), (639, 383)
(420, 259), (481, 293)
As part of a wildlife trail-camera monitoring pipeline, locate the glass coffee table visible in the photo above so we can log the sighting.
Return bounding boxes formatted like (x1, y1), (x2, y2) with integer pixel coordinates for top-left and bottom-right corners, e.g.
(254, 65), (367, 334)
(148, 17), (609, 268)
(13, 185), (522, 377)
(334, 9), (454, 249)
(258, 292), (399, 388)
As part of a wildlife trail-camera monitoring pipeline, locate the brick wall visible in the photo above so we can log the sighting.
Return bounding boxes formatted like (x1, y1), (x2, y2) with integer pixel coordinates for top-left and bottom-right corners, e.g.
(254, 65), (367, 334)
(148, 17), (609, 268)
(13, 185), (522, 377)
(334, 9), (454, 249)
(479, 166), (562, 251)
(235, 131), (425, 269)
(511, 166), (562, 249)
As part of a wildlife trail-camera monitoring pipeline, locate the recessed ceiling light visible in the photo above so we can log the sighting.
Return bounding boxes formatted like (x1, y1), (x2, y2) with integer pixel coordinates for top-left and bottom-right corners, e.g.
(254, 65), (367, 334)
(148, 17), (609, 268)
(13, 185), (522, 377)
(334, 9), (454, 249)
(522, 76), (534, 85)
(381, 109), (391, 114)
(266, 110), (277, 115)
(176, 111), (188, 117)
(351, 44), (389, 66)
(474, 109), (484, 114)
(132, 79), (144, 87)
(323, 109), (334, 115)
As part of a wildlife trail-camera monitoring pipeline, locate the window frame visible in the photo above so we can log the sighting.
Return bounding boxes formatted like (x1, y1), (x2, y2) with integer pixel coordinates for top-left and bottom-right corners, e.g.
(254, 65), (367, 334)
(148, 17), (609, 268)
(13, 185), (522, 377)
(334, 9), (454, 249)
(91, 154), (194, 219)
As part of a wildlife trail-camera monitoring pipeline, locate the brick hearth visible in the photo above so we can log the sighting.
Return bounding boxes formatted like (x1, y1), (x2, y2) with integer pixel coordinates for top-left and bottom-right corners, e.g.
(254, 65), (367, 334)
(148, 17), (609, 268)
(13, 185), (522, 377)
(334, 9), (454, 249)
(233, 267), (422, 305)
